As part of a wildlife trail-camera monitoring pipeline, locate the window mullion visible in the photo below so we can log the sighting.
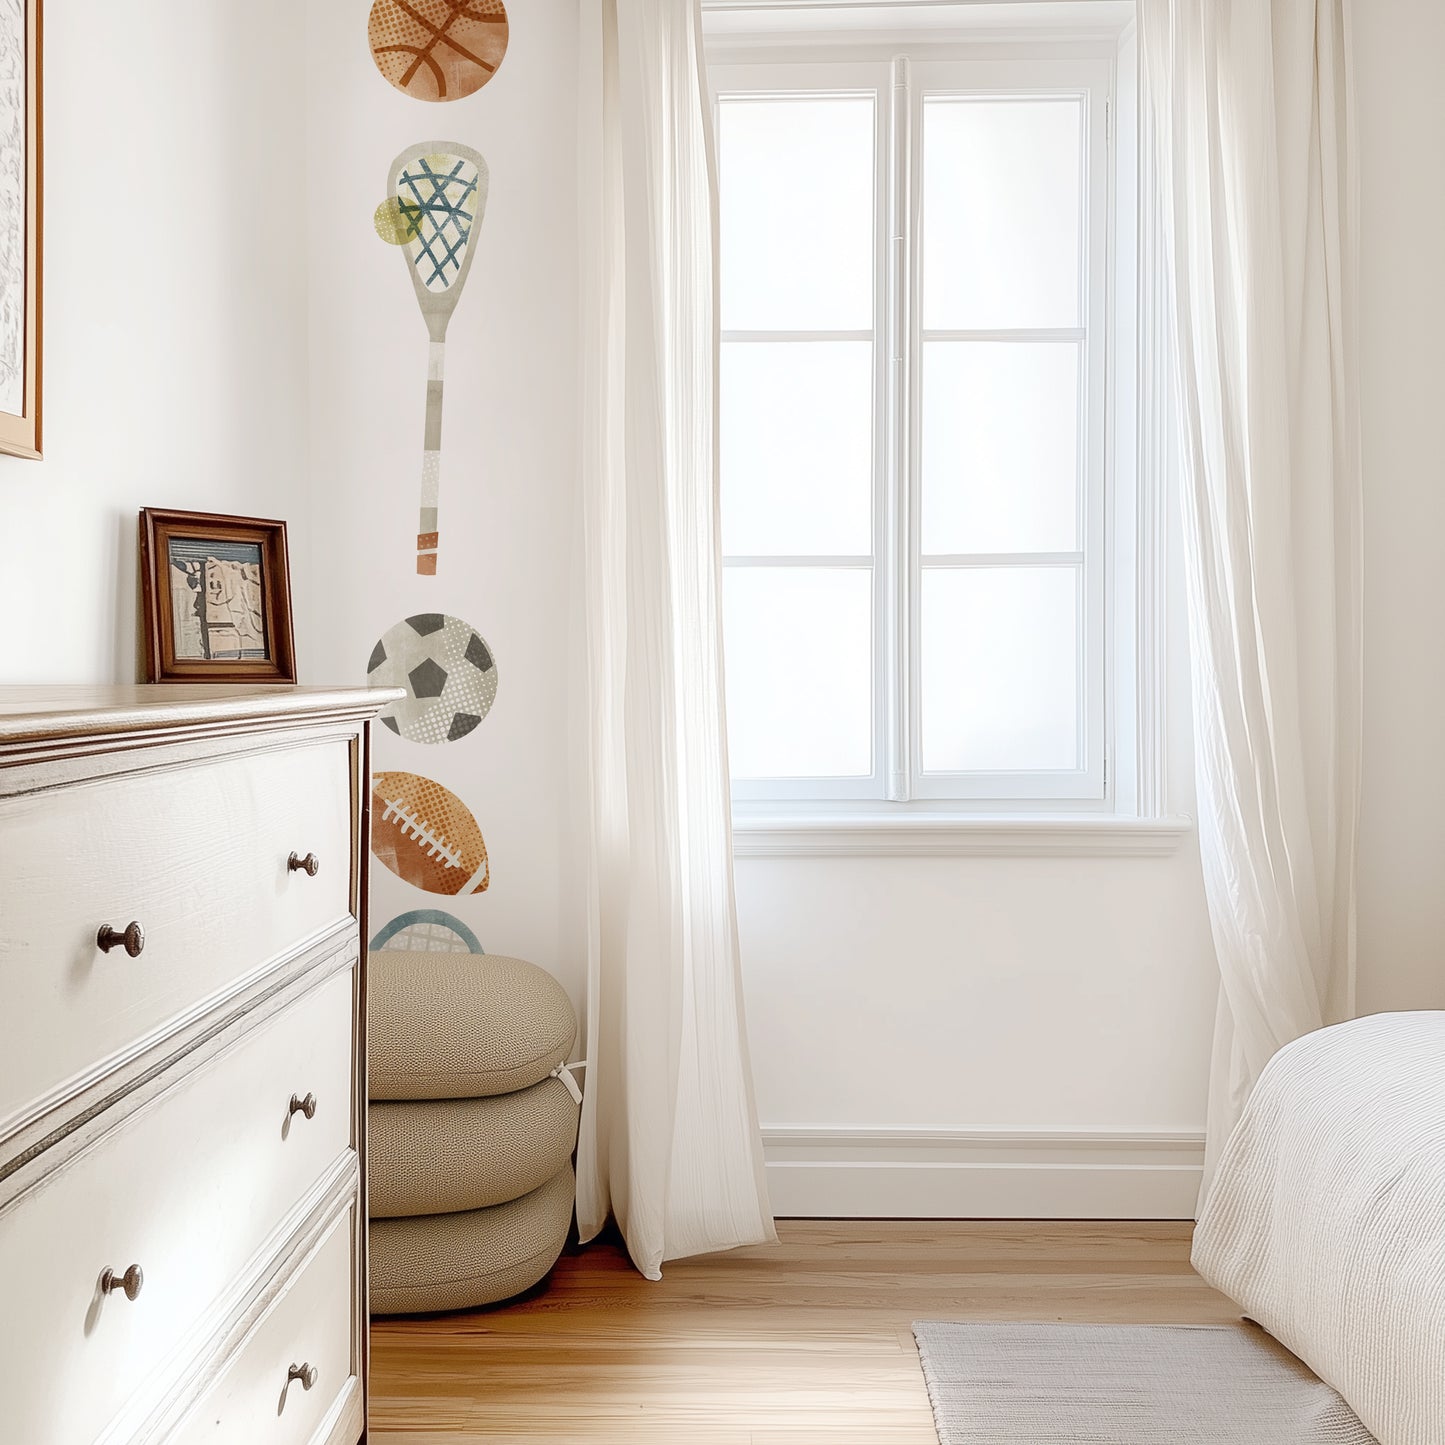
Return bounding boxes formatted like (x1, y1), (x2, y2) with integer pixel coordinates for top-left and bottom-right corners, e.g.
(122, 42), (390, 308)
(883, 54), (913, 804)
(919, 551), (1085, 568)
(904, 56), (926, 803)
(721, 555), (874, 568)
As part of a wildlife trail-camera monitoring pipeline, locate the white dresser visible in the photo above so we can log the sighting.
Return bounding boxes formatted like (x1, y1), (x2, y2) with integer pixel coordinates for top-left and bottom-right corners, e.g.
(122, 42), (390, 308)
(0, 685), (400, 1445)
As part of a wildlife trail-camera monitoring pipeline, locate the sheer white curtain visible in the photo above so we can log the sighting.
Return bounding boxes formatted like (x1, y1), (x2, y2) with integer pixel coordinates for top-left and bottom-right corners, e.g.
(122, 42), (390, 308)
(1139, 0), (1363, 1182)
(573, 0), (776, 1279)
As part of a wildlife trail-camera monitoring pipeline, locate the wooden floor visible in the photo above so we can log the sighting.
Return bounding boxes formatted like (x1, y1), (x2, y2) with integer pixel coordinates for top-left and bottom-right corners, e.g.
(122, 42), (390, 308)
(368, 1219), (1239, 1444)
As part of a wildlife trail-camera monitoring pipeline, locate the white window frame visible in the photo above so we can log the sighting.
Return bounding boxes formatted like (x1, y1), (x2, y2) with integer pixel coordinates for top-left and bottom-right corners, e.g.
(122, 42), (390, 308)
(710, 19), (1190, 856)
(714, 49), (1112, 810)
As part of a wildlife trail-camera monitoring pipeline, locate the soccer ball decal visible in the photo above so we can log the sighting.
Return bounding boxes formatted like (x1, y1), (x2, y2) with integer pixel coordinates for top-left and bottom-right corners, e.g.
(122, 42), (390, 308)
(367, 613), (498, 745)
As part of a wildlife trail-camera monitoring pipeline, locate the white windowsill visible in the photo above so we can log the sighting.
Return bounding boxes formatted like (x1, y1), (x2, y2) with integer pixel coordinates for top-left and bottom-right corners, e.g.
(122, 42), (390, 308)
(730, 812), (1194, 857)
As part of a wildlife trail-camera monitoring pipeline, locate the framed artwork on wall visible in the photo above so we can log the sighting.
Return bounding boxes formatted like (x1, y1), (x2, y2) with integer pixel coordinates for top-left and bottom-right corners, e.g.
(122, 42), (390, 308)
(0, 0), (41, 459)
(139, 508), (297, 684)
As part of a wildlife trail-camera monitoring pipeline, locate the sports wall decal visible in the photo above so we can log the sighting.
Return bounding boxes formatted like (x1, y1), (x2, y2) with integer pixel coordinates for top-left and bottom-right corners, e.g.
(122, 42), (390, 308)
(375, 143), (489, 575)
(360, 12), (505, 911)
(368, 0), (509, 103)
(371, 909), (486, 954)
(368, 612), (498, 743)
(372, 770), (491, 896)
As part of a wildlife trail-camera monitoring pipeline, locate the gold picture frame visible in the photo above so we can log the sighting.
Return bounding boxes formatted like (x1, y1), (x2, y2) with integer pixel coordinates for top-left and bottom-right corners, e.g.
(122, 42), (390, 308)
(0, 0), (41, 459)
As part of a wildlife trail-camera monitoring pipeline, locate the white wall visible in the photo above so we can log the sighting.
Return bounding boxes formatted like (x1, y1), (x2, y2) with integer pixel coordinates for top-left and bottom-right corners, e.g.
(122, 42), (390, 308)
(1, 0), (1215, 1217)
(6, 0), (1436, 1221)
(0, 1), (309, 683)
(739, 2), (1445, 1219)
(1354, 0), (1445, 1017)
(738, 566), (1221, 1216)
(731, 20), (1219, 1218)
(301, 0), (582, 1002)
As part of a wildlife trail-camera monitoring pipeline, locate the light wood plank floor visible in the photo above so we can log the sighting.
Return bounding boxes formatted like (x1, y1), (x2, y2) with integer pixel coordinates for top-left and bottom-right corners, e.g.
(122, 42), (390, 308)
(369, 1220), (1239, 1445)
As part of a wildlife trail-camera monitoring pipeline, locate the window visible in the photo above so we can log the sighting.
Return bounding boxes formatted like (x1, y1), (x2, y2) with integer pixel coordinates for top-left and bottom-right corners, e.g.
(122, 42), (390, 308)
(715, 51), (1113, 812)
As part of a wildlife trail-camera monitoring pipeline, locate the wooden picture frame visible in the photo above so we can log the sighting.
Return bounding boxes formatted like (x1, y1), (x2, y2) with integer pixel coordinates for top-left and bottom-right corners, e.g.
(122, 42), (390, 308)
(0, 0), (41, 459)
(139, 508), (297, 684)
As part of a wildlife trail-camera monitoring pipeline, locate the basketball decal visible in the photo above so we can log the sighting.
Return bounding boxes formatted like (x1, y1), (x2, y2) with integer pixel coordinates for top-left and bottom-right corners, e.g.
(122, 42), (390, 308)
(368, 613), (498, 744)
(368, 0), (509, 103)
(372, 771), (490, 896)
(371, 909), (485, 954)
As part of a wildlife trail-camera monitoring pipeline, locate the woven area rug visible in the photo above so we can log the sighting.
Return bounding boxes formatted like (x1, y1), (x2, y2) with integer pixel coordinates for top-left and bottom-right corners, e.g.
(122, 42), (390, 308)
(912, 1322), (1378, 1444)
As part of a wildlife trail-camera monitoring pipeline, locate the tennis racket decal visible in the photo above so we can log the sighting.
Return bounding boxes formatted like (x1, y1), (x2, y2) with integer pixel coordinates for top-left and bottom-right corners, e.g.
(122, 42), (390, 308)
(375, 142), (489, 575)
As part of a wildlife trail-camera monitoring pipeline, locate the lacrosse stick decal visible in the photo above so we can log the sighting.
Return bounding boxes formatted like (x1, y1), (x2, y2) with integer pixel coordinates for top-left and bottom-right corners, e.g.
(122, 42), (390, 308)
(375, 142), (489, 575)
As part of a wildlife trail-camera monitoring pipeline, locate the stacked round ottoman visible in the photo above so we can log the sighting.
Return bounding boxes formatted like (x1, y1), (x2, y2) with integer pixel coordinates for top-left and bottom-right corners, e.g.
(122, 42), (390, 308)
(367, 951), (580, 1314)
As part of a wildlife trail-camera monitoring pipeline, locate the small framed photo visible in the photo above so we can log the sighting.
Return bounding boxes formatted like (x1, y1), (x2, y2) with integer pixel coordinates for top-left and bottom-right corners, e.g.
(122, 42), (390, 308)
(139, 508), (297, 683)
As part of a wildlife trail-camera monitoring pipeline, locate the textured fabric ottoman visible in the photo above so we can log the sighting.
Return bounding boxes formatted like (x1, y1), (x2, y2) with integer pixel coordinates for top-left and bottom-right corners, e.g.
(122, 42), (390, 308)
(368, 951), (580, 1314)
(371, 1165), (577, 1315)
(370, 951), (577, 1100)
(370, 1078), (580, 1216)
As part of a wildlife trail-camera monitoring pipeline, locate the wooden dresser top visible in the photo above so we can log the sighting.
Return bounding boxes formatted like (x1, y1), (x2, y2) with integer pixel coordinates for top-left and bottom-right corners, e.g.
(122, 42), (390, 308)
(0, 685), (401, 748)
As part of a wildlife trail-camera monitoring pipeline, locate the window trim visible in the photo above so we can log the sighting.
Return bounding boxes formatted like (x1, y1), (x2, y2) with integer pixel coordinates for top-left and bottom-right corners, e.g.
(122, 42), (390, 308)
(711, 23), (1188, 849)
(730, 811), (1191, 858)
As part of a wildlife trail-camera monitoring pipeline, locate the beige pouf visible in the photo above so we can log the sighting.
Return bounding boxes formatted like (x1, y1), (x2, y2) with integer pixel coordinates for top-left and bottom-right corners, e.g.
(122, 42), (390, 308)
(370, 1075), (580, 1217)
(370, 1163), (576, 1315)
(367, 951), (581, 1315)
(370, 951), (576, 1100)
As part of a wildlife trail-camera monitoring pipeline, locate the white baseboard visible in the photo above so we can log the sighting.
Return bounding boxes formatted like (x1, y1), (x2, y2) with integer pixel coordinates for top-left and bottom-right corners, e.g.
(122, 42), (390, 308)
(763, 1127), (1205, 1220)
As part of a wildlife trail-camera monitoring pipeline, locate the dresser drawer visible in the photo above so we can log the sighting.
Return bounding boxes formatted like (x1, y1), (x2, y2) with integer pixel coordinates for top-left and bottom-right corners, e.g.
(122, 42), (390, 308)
(0, 740), (353, 1130)
(0, 968), (356, 1445)
(172, 1202), (360, 1445)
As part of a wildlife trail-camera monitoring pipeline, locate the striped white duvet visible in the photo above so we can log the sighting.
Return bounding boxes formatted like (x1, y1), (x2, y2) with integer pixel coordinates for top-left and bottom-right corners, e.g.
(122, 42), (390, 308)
(1193, 1011), (1445, 1445)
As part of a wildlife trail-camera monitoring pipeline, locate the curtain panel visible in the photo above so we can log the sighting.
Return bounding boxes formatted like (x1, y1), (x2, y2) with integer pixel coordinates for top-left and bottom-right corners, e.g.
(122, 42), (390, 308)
(573, 0), (776, 1279)
(1139, 0), (1364, 1186)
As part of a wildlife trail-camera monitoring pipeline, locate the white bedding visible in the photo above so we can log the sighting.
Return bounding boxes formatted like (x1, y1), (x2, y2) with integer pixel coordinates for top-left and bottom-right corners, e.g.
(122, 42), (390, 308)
(1193, 1011), (1445, 1445)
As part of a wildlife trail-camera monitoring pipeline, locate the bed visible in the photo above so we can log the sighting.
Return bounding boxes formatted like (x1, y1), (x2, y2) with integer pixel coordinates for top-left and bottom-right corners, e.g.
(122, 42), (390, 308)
(1193, 1011), (1445, 1445)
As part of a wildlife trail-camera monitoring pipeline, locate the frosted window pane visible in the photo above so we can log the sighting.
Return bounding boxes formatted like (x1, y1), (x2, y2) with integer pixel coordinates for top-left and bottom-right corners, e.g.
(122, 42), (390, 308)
(921, 341), (1079, 554)
(724, 568), (872, 777)
(719, 97), (875, 331)
(921, 567), (1078, 771)
(922, 98), (1082, 329)
(722, 341), (873, 556)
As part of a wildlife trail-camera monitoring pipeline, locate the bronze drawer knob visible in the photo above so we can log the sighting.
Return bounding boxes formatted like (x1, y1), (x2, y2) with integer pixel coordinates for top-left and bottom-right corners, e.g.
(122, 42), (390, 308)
(100, 1264), (144, 1301)
(97, 921), (145, 957)
(287, 1362), (318, 1392)
(287, 851), (320, 877)
(288, 1092), (317, 1121)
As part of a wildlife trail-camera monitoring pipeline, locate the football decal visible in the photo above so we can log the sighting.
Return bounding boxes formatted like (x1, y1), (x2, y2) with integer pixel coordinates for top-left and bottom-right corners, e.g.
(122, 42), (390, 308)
(371, 771), (490, 896)
(370, 909), (484, 954)
(367, 613), (498, 745)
